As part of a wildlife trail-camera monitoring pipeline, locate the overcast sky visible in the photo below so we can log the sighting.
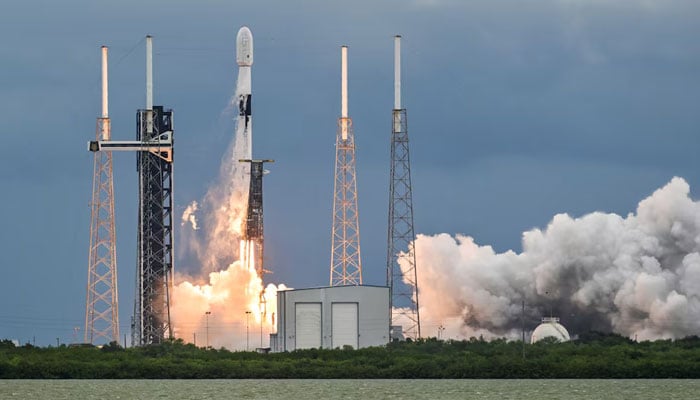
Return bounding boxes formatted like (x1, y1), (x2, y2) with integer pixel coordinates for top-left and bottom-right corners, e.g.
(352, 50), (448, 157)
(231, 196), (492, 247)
(1, 0), (699, 345)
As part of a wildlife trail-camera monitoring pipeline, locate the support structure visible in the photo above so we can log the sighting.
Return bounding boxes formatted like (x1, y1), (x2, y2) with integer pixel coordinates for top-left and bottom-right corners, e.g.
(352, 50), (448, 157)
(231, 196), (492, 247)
(387, 35), (420, 340)
(88, 36), (174, 346)
(134, 104), (174, 345)
(330, 46), (362, 286)
(85, 46), (119, 344)
(240, 159), (273, 311)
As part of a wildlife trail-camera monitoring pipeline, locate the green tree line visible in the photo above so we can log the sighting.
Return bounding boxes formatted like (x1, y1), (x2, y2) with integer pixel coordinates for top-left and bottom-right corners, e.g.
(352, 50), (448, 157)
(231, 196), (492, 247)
(2, 333), (700, 378)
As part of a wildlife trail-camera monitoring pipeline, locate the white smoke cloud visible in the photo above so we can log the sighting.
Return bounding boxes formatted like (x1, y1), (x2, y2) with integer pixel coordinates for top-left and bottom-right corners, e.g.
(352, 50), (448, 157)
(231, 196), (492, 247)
(177, 125), (250, 276)
(172, 67), (284, 350)
(410, 177), (700, 340)
(181, 201), (199, 231)
(177, 67), (253, 277)
(172, 259), (286, 349)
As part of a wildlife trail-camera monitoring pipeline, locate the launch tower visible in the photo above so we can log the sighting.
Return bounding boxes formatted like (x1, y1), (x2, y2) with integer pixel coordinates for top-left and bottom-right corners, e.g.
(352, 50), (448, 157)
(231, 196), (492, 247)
(85, 46), (119, 344)
(240, 159), (273, 287)
(133, 100), (174, 345)
(88, 36), (174, 346)
(133, 36), (174, 345)
(386, 36), (420, 340)
(330, 46), (363, 286)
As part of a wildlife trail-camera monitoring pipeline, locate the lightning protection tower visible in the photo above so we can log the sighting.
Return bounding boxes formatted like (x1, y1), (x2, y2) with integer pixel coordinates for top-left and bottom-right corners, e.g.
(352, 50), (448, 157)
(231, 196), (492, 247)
(330, 46), (363, 286)
(387, 35), (420, 340)
(85, 46), (119, 344)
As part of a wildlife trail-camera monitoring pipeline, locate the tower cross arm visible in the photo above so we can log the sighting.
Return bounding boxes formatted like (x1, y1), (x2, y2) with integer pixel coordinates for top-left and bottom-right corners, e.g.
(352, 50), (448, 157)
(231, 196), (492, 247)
(88, 131), (173, 162)
(238, 159), (274, 163)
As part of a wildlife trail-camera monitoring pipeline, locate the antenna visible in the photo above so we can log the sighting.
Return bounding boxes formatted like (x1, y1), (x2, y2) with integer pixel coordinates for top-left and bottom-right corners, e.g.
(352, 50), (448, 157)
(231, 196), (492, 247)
(145, 35), (153, 134)
(394, 35), (401, 110)
(340, 45), (349, 140)
(101, 46), (109, 121)
(341, 46), (348, 119)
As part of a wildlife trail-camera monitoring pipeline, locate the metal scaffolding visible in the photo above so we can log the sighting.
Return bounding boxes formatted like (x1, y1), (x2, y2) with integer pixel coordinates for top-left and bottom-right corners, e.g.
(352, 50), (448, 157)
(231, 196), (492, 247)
(84, 49), (120, 345)
(240, 159), (273, 314)
(85, 46), (119, 345)
(133, 105), (174, 345)
(330, 46), (362, 286)
(387, 36), (420, 340)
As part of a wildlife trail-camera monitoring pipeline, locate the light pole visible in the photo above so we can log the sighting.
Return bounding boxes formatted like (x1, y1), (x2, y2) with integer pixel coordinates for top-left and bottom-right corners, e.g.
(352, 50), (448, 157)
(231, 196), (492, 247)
(260, 311), (263, 349)
(205, 311), (211, 349)
(521, 299), (525, 360)
(245, 311), (252, 351)
(73, 327), (80, 344)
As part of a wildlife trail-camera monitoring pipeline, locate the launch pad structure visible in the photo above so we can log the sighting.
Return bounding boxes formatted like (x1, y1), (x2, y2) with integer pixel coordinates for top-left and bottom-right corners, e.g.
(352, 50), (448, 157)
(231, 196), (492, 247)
(387, 36), (421, 340)
(84, 46), (119, 345)
(88, 36), (175, 346)
(330, 46), (363, 287)
(84, 30), (420, 348)
(240, 159), (274, 309)
(133, 103), (174, 346)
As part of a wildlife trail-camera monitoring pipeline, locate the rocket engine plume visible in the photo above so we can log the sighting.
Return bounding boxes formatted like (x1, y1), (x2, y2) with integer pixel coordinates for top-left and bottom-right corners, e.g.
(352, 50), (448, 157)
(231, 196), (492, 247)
(171, 26), (283, 350)
(410, 177), (700, 341)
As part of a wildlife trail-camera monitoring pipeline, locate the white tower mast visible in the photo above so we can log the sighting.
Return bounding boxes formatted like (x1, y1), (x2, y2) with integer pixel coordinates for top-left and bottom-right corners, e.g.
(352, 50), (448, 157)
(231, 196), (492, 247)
(85, 45), (120, 344)
(330, 45), (363, 286)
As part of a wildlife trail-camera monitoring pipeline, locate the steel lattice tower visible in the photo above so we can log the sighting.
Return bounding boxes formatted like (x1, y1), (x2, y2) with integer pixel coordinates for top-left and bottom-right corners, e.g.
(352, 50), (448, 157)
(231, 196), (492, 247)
(387, 36), (420, 340)
(330, 46), (362, 286)
(134, 105), (174, 346)
(132, 37), (175, 346)
(240, 159), (273, 312)
(85, 46), (119, 344)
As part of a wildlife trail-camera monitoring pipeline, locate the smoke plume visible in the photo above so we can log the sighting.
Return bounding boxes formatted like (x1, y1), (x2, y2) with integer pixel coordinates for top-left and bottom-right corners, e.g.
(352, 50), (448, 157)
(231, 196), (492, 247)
(181, 201), (199, 231)
(410, 177), (700, 341)
(176, 123), (250, 277)
(171, 75), (282, 350)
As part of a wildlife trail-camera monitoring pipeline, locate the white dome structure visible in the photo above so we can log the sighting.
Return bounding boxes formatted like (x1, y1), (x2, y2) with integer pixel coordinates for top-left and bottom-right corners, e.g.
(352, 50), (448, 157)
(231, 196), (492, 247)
(531, 317), (571, 343)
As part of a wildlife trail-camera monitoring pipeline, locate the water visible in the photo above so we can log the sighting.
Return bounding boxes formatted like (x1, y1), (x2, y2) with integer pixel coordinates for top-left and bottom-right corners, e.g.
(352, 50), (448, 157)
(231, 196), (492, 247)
(1, 379), (699, 400)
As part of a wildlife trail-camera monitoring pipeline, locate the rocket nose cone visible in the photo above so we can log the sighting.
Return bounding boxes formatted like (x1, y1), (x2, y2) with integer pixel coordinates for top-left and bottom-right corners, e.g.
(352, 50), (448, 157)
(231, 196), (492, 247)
(236, 26), (253, 66)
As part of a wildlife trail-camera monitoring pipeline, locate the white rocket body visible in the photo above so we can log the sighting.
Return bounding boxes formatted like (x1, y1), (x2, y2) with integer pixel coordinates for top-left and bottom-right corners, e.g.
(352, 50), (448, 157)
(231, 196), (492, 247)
(236, 26), (253, 159)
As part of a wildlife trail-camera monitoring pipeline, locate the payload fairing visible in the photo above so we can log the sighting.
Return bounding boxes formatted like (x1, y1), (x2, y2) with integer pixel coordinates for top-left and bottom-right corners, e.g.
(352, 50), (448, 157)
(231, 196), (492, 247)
(236, 26), (253, 159)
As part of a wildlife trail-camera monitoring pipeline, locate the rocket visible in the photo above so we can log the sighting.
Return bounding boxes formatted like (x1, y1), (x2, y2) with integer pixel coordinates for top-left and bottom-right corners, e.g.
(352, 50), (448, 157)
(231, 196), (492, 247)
(236, 26), (253, 158)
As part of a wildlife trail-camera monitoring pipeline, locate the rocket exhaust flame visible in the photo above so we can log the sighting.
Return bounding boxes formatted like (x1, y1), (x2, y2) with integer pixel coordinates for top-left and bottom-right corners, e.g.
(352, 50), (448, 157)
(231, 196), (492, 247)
(410, 177), (700, 341)
(171, 27), (284, 350)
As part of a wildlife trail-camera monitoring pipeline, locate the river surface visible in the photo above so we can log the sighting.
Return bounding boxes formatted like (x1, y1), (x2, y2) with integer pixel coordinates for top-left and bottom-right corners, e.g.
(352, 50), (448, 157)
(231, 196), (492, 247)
(1, 379), (699, 399)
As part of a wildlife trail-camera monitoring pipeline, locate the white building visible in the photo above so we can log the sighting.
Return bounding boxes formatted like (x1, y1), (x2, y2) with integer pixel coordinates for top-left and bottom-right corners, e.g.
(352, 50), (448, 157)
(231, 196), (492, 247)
(271, 285), (390, 351)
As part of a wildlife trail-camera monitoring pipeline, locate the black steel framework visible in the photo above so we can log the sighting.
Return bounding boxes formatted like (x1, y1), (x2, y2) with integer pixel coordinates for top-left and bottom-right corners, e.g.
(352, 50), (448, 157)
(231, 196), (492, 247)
(134, 106), (174, 345)
(387, 108), (421, 340)
(240, 159), (273, 281)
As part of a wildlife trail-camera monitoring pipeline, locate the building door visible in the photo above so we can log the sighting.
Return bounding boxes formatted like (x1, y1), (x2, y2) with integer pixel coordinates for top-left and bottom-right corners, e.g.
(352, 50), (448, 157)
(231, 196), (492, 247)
(332, 302), (358, 349)
(295, 303), (321, 349)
